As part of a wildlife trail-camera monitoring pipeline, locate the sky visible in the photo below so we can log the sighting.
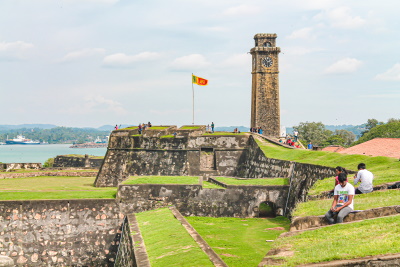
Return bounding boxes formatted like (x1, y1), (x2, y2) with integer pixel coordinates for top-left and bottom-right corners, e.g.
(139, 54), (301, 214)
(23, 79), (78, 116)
(1, 0), (399, 128)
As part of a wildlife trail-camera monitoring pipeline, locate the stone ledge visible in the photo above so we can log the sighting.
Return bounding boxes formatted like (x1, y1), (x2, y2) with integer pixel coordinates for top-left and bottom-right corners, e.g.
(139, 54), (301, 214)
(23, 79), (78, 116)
(290, 205), (400, 231)
(308, 181), (400, 200)
(298, 253), (400, 266)
(127, 214), (151, 267)
(169, 206), (228, 267)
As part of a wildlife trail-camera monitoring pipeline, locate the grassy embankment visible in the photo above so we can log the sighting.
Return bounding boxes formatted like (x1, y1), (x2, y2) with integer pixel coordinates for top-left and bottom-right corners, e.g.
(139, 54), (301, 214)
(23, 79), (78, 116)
(256, 137), (400, 265)
(255, 138), (400, 194)
(186, 216), (290, 267)
(123, 176), (224, 189)
(136, 208), (214, 267)
(270, 215), (400, 266)
(213, 177), (288, 186)
(0, 176), (116, 200)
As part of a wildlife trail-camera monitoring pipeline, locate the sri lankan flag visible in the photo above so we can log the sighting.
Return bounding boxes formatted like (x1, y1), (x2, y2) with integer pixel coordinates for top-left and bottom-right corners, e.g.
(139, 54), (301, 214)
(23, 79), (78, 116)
(192, 74), (208, 86)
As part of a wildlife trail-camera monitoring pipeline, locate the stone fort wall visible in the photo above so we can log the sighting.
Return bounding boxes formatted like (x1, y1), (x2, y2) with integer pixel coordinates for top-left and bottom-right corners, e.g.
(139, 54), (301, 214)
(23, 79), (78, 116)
(0, 199), (123, 266)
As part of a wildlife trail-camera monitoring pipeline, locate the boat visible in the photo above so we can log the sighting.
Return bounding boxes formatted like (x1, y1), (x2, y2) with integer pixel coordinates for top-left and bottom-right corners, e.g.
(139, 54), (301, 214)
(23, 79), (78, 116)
(5, 135), (41, 145)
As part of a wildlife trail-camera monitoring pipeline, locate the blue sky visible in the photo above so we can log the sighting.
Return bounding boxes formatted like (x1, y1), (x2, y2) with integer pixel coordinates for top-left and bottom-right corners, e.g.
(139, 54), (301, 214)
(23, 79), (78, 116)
(1, 0), (399, 128)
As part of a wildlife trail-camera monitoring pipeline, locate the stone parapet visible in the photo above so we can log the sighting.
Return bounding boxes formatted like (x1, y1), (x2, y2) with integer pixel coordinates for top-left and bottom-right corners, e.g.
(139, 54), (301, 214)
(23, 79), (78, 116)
(290, 205), (400, 231)
(0, 171), (98, 179)
(117, 184), (289, 218)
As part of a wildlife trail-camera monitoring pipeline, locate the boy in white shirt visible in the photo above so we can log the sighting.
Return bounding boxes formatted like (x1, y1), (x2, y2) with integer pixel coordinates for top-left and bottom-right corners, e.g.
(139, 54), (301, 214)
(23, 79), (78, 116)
(354, 163), (374, 194)
(325, 173), (355, 224)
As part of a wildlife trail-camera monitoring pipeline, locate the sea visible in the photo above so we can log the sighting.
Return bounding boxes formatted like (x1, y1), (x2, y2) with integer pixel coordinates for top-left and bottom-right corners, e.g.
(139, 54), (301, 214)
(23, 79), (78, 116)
(0, 144), (107, 164)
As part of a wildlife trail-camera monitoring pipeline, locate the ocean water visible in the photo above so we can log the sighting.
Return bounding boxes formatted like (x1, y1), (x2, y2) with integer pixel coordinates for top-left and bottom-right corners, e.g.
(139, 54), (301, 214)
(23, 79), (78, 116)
(0, 144), (107, 164)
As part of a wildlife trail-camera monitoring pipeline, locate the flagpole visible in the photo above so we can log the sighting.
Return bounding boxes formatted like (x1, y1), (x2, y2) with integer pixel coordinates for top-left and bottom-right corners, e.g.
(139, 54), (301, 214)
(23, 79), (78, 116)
(192, 73), (194, 125)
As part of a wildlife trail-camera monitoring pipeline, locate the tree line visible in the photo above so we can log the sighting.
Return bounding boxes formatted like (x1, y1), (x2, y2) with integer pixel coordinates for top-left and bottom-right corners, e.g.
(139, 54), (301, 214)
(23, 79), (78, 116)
(293, 118), (400, 148)
(0, 127), (110, 144)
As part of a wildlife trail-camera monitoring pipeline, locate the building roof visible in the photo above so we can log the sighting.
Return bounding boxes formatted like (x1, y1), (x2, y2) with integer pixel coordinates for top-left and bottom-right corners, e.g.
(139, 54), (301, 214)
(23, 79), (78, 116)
(340, 138), (400, 158)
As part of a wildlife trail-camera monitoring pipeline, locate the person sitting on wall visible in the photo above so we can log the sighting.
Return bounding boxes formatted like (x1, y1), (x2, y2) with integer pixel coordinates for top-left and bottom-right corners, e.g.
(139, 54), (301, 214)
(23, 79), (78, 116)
(354, 163), (374, 194)
(329, 166), (348, 197)
(325, 172), (355, 224)
(138, 124), (142, 134)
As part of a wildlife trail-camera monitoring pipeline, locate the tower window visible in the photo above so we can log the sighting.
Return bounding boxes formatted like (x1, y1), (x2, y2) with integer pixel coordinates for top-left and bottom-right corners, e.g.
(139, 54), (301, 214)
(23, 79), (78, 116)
(263, 42), (271, 47)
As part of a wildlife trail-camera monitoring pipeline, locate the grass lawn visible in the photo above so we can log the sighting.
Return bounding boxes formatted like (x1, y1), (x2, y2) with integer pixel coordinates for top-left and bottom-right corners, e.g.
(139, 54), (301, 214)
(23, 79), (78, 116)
(186, 216), (290, 267)
(293, 189), (400, 217)
(213, 177), (288, 186)
(160, 135), (174, 138)
(136, 208), (214, 267)
(203, 132), (247, 135)
(123, 176), (224, 189)
(270, 215), (400, 266)
(180, 126), (201, 129)
(256, 138), (400, 194)
(0, 169), (98, 174)
(0, 176), (117, 200)
(147, 126), (169, 130)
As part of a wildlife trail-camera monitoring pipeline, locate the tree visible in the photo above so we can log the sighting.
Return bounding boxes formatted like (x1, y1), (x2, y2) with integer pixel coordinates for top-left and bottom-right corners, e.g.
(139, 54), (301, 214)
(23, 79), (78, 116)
(362, 118), (383, 136)
(321, 135), (345, 147)
(352, 121), (400, 145)
(334, 129), (356, 146)
(293, 122), (332, 146)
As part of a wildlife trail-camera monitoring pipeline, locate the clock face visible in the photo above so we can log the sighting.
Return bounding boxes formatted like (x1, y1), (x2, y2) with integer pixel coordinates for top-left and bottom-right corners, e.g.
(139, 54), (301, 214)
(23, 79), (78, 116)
(262, 57), (273, 67)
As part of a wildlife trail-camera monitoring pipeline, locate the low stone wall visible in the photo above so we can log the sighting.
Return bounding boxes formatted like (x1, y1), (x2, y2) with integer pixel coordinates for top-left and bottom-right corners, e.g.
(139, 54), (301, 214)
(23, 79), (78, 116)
(299, 253), (400, 266)
(0, 171), (98, 179)
(290, 205), (400, 231)
(0, 163), (42, 171)
(53, 155), (103, 168)
(0, 199), (123, 266)
(117, 184), (289, 217)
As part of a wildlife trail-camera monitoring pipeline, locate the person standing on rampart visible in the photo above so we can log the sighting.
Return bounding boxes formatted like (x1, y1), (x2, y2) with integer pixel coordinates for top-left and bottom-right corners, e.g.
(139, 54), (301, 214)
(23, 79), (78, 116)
(211, 122), (215, 133)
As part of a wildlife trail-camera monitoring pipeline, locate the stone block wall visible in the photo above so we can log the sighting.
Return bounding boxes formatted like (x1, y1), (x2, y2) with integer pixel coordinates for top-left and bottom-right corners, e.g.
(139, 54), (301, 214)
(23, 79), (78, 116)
(116, 184), (289, 218)
(0, 199), (123, 266)
(53, 155), (103, 168)
(0, 163), (42, 171)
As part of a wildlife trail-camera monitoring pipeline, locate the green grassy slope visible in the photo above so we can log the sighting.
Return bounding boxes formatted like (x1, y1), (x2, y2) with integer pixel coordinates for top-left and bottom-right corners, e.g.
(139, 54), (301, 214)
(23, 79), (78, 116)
(186, 216), (290, 267)
(136, 208), (214, 267)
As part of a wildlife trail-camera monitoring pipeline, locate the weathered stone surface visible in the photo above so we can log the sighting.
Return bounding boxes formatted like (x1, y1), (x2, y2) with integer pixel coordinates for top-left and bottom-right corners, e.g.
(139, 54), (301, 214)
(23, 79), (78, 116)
(0, 171), (98, 179)
(117, 184), (289, 218)
(250, 33), (281, 137)
(290, 205), (400, 231)
(0, 199), (123, 266)
(298, 253), (400, 266)
(53, 155), (103, 168)
(0, 255), (14, 267)
(0, 163), (42, 172)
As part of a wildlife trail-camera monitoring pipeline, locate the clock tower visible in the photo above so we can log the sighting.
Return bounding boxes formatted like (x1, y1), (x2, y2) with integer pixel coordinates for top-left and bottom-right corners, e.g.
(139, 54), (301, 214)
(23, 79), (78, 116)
(250, 33), (281, 137)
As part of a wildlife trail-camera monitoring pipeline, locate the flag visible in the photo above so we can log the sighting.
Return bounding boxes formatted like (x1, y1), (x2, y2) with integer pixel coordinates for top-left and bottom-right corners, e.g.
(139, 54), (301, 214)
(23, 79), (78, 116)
(192, 74), (208, 86)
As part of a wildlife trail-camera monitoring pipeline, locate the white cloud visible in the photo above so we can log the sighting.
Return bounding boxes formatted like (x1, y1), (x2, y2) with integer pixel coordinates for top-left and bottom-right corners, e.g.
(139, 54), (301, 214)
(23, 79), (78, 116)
(314, 6), (366, 29)
(375, 64), (400, 81)
(284, 47), (324, 56)
(170, 54), (210, 71)
(103, 52), (160, 67)
(220, 53), (250, 68)
(65, 0), (119, 4)
(324, 58), (363, 74)
(81, 95), (127, 115)
(223, 5), (260, 16)
(0, 41), (34, 59)
(61, 48), (106, 62)
(286, 27), (315, 40)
